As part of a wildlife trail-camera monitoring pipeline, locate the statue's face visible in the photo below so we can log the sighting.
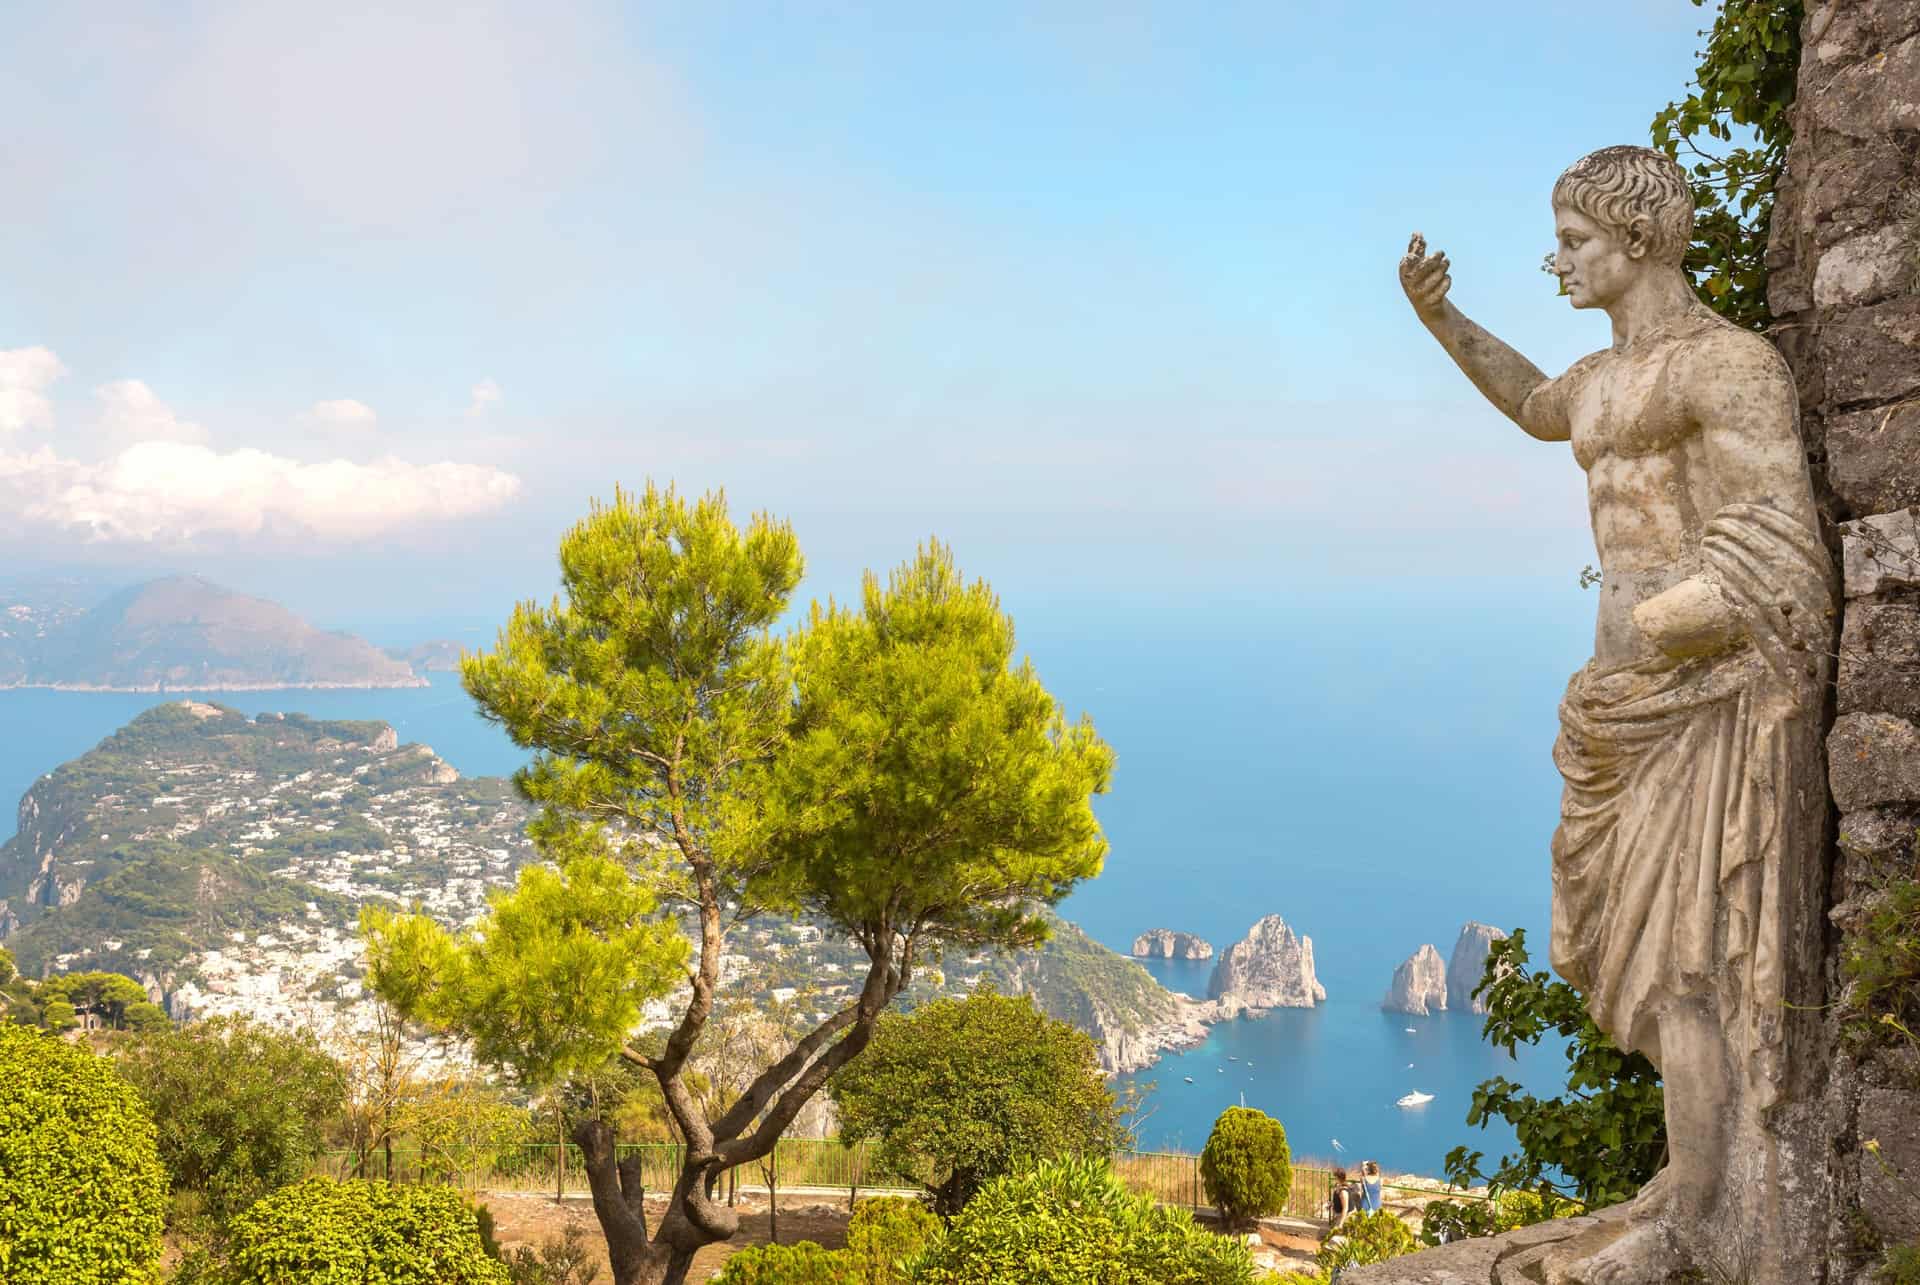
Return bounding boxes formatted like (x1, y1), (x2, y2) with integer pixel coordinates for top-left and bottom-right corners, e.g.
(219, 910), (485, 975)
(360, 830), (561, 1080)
(1551, 204), (1643, 311)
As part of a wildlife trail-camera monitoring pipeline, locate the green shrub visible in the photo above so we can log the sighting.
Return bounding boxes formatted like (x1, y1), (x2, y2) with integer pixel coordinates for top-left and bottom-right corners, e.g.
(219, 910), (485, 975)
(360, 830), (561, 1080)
(1316, 1209), (1418, 1272)
(910, 1156), (1256, 1285)
(0, 1023), (167, 1284)
(1199, 1106), (1292, 1229)
(1882, 1242), (1920, 1285)
(846, 1197), (937, 1283)
(707, 1240), (849, 1285)
(225, 1178), (509, 1284)
(1419, 1187), (1582, 1245)
(504, 1224), (601, 1285)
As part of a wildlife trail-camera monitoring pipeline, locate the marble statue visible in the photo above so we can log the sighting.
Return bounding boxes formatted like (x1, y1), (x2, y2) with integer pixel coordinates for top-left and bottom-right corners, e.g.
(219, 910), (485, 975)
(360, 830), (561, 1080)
(1401, 145), (1835, 1282)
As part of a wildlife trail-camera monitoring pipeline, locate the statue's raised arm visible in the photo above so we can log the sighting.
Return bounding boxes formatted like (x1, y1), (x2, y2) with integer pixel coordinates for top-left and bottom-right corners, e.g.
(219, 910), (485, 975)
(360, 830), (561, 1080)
(1397, 232), (1565, 441)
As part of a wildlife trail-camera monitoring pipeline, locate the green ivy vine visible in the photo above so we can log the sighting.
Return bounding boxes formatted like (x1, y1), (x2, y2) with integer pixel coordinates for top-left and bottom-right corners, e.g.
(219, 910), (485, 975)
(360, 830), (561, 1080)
(1650, 0), (1804, 332)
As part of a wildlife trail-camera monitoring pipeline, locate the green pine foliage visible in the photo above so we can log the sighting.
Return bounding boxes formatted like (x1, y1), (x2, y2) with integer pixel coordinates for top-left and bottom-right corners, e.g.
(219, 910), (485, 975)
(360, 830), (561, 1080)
(113, 1015), (348, 1226)
(0, 1023), (167, 1284)
(828, 988), (1122, 1214)
(223, 1178), (509, 1285)
(909, 1157), (1256, 1285)
(1199, 1106), (1293, 1230)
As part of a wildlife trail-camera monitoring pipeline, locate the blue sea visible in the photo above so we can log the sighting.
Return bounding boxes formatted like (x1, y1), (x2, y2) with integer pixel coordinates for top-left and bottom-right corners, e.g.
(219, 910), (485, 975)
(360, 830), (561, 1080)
(0, 579), (1591, 1178)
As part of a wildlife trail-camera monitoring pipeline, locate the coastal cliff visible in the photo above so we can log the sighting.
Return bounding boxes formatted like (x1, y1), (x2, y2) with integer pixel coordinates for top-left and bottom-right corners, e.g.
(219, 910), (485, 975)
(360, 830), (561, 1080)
(1131, 928), (1214, 960)
(1383, 943), (1448, 1015)
(1207, 914), (1325, 1009)
(1446, 922), (1508, 1014)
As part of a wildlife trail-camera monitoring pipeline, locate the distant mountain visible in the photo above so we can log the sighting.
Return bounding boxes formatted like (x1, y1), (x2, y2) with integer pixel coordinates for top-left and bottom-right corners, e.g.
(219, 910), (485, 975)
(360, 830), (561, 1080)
(385, 639), (466, 673)
(0, 575), (426, 691)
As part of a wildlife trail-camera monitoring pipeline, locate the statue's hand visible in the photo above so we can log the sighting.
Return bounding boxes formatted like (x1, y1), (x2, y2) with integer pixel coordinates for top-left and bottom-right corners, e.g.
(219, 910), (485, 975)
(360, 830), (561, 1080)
(1399, 233), (1452, 323)
(1633, 577), (1746, 659)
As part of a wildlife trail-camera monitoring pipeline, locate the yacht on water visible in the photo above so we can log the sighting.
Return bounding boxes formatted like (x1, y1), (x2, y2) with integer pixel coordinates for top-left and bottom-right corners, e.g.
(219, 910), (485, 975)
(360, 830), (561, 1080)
(1396, 1090), (1435, 1108)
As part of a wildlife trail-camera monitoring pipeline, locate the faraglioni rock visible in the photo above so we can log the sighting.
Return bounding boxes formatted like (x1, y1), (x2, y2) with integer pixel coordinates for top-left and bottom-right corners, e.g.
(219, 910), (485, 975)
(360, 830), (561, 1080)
(1130, 928), (1214, 960)
(1207, 914), (1325, 1009)
(1445, 922), (1508, 1015)
(1382, 943), (1447, 1015)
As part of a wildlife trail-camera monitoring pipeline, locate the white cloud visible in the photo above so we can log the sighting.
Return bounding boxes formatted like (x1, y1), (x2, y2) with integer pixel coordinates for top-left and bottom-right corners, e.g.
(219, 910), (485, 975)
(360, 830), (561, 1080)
(96, 379), (210, 444)
(0, 346), (66, 434)
(466, 378), (503, 416)
(0, 441), (521, 545)
(309, 398), (378, 431)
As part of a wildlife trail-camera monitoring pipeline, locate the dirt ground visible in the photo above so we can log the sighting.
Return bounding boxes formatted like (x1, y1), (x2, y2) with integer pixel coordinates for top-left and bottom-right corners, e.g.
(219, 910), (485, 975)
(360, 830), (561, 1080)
(483, 1190), (856, 1282)
(482, 1190), (1326, 1280)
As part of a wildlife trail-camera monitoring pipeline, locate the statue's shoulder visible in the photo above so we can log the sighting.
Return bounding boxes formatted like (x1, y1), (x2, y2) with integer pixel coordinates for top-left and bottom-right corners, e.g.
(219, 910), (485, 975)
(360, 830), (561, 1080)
(1671, 309), (1789, 382)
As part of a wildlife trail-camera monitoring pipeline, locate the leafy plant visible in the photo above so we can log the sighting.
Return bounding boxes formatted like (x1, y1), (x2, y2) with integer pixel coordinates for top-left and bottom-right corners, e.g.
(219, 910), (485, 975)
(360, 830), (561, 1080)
(828, 988), (1121, 1214)
(223, 1178), (509, 1285)
(1316, 1209), (1419, 1272)
(706, 1241), (846, 1285)
(505, 1224), (602, 1285)
(1844, 877), (1920, 1055)
(844, 1196), (938, 1284)
(1199, 1106), (1292, 1230)
(114, 1015), (348, 1228)
(1438, 929), (1664, 1221)
(909, 1156), (1257, 1285)
(0, 1023), (168, 1284)
(1649, 0), (1803, 330)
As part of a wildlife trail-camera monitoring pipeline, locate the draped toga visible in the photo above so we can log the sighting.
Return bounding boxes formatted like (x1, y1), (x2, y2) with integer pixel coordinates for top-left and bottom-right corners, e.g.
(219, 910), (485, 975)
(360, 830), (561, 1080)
(1549, 502), (1833, 1109)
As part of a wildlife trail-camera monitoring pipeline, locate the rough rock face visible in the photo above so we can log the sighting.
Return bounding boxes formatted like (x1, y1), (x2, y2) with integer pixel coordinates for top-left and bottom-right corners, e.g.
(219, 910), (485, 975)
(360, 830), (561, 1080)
(1755, 2), (1920, 1278)
(1130, 928), (1214, 959)
(1207, 915), (1325, 1008)
(1445, 922), (1508, 1015)
(1382, 944), (1447, 1015)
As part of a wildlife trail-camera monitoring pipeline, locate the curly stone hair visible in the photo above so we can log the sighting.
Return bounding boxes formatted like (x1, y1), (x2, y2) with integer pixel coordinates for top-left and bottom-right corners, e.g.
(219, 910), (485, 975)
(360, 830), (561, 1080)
(1553, 145), (1694, 266)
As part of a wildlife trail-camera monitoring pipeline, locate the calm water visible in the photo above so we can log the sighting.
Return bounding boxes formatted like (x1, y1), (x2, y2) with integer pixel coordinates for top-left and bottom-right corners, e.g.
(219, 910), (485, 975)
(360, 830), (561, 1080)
(0, 581), (1593, 1177)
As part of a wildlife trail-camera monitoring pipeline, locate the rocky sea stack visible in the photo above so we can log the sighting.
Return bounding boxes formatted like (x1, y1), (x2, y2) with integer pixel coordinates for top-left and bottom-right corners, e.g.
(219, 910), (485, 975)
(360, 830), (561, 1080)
(1131, 928), (1213, 960)
(1207, 914), (1325, 1008)
(1382, 943), (1448, 1015)
(1445, 922), (1508, 1014)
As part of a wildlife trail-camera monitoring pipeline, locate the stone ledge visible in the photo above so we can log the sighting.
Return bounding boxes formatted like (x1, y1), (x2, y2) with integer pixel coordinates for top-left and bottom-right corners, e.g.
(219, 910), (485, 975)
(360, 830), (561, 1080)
(1841, 510), (1920, 598)
(1829, 712), (1920, 810)
(1340, 1206), (1629, 1284)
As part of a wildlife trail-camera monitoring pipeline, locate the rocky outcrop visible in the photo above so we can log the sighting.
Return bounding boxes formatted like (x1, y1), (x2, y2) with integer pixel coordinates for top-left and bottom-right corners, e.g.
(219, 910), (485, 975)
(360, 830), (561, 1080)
(1207, 915), (1325, 1009)
(1382, 943), (1447, 1015)
(1446, 922), (1508, 1015)
(1131, 928), (1214, 959)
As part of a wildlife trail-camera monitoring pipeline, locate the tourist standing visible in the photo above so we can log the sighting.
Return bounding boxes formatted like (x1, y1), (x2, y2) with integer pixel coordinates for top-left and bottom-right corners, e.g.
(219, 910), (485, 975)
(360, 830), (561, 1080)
(1359, 1160), (1382, 1213)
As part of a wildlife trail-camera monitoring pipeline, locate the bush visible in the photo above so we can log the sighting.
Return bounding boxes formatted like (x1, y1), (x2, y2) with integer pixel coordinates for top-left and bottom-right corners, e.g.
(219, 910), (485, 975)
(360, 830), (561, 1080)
(846, 1197), (937, 1283)
(1199, 1106), (1292, 1229)
(0, 1023), (167, 1284)
(1419, 1187), (1583, 1245)
(910, 1156), (1257, 1285)
(504, 1224), (600, 1285)
(114, 1016), (347, 1227)
(224, 1178), (508, 1284)
(1316, 1209), (1419, 1272)
(707, 1241), (848, 1285)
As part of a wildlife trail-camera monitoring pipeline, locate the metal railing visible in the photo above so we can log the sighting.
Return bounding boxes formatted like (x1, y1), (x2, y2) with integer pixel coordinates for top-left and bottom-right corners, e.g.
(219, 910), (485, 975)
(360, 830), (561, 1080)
(312, 1140), (1475, 1220)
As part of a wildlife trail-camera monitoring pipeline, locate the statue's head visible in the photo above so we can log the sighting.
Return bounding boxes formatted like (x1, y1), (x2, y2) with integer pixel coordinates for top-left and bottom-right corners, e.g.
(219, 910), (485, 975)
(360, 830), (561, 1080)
(1550, 146), (1693, 309)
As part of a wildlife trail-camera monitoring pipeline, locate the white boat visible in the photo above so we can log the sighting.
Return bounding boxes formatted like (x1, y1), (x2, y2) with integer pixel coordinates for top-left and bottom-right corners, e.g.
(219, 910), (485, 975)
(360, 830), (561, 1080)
(1404, 1027), (1417, 1033)
(1184, 1076), (1194, 1084)
(1396, 1090), (1435, 1108)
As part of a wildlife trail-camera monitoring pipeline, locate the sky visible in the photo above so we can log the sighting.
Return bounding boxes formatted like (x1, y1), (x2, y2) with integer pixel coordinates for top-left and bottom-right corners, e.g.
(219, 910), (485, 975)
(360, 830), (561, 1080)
(0, 2), (1717, 637)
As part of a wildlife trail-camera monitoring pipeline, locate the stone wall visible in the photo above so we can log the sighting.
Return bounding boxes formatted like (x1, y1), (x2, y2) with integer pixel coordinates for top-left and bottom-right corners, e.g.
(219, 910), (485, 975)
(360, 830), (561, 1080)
(1768, 1), (1920, 1278)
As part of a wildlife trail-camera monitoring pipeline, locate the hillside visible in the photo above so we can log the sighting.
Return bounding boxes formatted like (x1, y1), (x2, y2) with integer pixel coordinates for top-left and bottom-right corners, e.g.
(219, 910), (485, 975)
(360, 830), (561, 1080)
(0, 575), (425, 690)
(0, 701), (534, 987)
(0, 707), (1208, 1076)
